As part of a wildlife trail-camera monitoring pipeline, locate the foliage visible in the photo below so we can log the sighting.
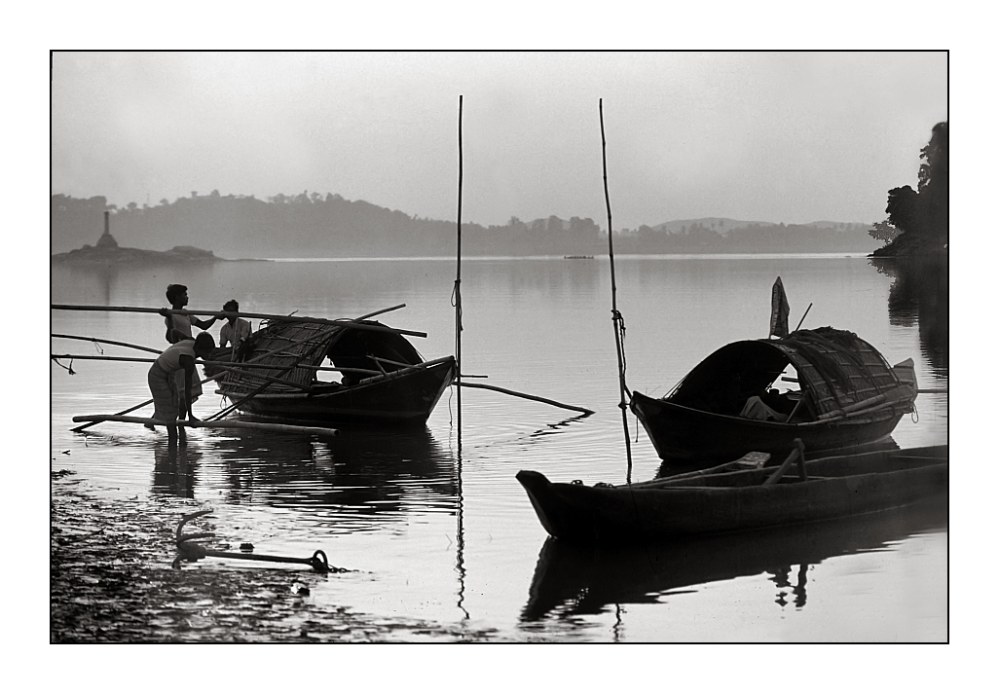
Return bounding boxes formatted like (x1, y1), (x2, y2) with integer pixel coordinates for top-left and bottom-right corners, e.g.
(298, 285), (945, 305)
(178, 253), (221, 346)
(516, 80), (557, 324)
(868, 220), (899, 243)
(878, 122), (948, 251)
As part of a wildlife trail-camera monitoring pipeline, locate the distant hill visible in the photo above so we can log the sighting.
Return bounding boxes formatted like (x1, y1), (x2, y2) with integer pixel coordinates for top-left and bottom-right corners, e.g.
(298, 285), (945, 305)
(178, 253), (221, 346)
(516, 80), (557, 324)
(652, 217), (869, 237)
(51, 193), (881, 258)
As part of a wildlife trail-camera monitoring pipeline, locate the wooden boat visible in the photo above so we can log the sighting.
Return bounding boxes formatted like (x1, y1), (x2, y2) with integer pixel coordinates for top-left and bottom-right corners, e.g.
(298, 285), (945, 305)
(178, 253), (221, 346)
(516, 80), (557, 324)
(629, 327), (918, 463)
(516, 444), (947, 544)
(204, 317), (456, 426)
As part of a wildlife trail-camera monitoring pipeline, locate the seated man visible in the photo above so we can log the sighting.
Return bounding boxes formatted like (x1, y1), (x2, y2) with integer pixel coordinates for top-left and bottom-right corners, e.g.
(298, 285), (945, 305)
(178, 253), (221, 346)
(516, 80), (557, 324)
(739, 389), (788, 422)
(219, 299), (253, 359)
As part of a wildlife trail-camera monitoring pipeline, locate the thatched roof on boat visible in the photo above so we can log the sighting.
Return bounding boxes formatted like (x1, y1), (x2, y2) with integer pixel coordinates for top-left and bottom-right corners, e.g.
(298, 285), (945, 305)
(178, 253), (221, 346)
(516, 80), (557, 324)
(207, 318), (424, 393)
(668, 327), (909, 417)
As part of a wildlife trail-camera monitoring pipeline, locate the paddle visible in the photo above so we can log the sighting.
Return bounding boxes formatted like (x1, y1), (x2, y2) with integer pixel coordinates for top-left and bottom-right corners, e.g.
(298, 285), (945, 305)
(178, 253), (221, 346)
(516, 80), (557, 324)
(763, 439), (808, 486)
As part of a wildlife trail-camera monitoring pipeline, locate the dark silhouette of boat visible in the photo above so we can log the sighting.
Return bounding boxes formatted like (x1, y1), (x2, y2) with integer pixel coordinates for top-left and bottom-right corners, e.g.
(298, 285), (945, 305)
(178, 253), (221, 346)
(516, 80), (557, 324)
(629, 327), (918, 463)
(516, 444), (946, 544)
(205, 317), (455, 426)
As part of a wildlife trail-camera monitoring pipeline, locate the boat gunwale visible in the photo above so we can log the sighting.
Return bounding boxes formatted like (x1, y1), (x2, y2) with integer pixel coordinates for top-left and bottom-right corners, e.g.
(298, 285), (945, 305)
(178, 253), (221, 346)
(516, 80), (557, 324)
(217, 355), (456, 401)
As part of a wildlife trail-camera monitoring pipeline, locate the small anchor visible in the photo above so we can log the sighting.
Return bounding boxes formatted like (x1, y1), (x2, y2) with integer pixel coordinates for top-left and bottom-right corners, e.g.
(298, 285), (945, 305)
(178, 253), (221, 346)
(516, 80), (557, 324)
(175, 509), (343, 574)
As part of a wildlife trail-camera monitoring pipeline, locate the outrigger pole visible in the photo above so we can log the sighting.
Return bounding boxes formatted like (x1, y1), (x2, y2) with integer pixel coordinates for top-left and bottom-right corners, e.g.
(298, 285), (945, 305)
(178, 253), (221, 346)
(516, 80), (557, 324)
(71, 414), (339, 438)
(599, 98), (635, 483)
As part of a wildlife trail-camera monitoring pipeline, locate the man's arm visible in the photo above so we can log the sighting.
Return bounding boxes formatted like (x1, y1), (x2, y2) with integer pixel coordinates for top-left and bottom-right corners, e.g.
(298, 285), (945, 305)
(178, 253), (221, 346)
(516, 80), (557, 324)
(192, 315), (218, 330)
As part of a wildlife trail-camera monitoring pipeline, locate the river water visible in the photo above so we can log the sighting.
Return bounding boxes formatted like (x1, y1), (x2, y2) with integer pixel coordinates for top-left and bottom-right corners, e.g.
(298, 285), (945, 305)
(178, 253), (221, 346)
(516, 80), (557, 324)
(49, 253), (948, 643)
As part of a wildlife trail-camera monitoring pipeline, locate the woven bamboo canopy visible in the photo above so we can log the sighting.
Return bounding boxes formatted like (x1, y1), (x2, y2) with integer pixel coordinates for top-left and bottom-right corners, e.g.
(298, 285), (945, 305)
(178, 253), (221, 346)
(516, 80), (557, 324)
(206, 319), (425, 393)
(668, 327), (913, 418)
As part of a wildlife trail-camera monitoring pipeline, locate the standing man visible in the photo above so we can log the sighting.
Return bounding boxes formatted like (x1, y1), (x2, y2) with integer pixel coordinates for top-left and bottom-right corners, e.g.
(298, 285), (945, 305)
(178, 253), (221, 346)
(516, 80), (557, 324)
(147, 332), (216, 442)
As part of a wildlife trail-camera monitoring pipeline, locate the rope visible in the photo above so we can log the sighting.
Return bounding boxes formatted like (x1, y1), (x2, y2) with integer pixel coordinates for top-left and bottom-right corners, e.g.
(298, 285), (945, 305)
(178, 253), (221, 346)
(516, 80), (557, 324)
(52, 357), (76, 375)
(612, 309), (632, 398)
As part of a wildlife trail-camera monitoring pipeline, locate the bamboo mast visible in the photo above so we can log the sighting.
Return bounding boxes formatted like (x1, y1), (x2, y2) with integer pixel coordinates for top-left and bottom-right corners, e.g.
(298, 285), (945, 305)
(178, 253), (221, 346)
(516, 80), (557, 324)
(599, 98), (635, 483)
(455, 94), (464, 452)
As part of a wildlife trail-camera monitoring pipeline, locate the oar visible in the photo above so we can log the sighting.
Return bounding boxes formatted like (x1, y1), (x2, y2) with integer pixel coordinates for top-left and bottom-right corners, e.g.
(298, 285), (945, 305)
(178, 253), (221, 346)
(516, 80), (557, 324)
(51, 304), (426, 338)
(763, 439), (807, 486)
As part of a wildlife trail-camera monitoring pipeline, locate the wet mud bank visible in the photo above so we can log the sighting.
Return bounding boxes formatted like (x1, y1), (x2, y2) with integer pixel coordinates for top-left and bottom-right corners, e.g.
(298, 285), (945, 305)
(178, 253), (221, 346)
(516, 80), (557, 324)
(50, 472), (499, 643)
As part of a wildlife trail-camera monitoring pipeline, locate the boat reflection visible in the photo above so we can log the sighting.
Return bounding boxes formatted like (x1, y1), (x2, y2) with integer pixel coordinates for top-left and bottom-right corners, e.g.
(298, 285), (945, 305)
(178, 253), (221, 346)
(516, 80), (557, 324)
(207, 424), (459, 527)
(520, 494), (947, 623)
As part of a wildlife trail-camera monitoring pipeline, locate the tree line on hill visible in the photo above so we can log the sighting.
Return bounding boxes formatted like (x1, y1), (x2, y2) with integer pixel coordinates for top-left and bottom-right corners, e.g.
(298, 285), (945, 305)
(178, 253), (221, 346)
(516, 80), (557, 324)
(52, 190), (879, 259)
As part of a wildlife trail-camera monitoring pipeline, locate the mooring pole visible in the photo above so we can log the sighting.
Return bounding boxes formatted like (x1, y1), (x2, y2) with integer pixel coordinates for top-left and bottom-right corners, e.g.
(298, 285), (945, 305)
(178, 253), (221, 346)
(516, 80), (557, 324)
(599, 98), (634, 483)
(455, 94), (464, 452)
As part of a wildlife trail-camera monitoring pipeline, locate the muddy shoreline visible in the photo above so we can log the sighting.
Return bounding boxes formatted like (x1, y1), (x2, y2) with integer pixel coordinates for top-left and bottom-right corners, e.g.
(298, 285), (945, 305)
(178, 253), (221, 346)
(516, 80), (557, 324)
(50, 472), (500, 643)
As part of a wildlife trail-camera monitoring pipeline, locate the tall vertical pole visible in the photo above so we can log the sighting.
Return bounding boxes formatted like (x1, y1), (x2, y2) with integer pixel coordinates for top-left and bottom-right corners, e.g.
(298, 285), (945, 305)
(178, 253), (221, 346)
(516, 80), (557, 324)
(455, 95), (464, 451)
(600, 99), (634, 483)
(454, 95), (469, 620)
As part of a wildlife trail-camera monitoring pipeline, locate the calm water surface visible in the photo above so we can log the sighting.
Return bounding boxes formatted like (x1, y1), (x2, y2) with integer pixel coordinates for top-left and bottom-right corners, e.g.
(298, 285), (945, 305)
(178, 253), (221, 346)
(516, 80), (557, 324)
(50, 254), (948, 642)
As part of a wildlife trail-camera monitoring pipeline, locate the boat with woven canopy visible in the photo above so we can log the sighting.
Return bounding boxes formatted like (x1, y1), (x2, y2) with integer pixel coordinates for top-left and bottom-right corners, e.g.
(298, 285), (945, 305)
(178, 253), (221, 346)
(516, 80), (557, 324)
(205, 317), (455, 426)
(630, 327), (917, 463)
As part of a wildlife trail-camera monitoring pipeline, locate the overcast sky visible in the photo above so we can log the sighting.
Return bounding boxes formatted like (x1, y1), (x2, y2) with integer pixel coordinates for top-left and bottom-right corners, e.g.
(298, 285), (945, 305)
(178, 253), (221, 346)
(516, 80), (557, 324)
(52, 51), (946, 229)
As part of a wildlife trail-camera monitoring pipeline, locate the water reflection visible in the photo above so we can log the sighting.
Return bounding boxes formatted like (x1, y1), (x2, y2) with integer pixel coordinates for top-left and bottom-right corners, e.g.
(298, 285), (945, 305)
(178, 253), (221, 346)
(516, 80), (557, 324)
(520, 495), (947, 624)
(151, 439), (203, 498)
(208, 425), (459, 528)
(870, 254), (948, 374)
(771, 564), (809, 608)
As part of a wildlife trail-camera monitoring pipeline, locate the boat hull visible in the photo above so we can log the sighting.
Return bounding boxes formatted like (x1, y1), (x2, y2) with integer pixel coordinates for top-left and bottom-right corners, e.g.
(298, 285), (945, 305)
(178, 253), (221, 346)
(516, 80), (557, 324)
(631, 390), (908, 463)
(516, 445), (947, 545)
(219, 356), (456, 426)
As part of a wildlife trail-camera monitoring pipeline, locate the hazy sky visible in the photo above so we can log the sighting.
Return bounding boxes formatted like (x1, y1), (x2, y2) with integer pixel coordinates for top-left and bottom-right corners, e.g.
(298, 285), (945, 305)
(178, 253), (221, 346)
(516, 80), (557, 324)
(52, 51), (947, 229)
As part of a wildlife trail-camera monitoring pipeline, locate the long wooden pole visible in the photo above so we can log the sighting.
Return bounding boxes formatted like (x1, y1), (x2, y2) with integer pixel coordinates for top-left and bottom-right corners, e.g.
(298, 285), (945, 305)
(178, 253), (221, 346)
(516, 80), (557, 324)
(455, 381), (594, 416)
(51, 304), (426, 338)
(794, 302), (813, 332)
(51, 334), (161, 355)
(600, 98), (634, 483)
(453, 94), (468, 619)
(455, 94), (464, 451)
(71, 414), (338, 437)
(51, 353), (378, 377)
